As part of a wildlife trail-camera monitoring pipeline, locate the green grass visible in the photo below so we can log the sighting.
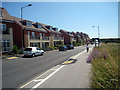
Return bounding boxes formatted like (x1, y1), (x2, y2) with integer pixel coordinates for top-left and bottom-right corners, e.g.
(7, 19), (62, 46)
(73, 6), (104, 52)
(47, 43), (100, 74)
(91, 43), (119, 88)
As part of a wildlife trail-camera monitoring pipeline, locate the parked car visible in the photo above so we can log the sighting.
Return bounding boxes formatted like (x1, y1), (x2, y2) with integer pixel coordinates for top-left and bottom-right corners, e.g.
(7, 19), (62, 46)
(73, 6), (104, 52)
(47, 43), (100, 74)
(67, 45), (74, 50)
(24, 47), (44, 57)
(59, 45), (67, 51)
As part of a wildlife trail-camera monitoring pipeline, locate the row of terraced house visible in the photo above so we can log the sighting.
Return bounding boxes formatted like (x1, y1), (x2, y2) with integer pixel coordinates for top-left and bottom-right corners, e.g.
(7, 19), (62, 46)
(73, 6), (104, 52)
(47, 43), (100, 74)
(0, 8), (90, 53)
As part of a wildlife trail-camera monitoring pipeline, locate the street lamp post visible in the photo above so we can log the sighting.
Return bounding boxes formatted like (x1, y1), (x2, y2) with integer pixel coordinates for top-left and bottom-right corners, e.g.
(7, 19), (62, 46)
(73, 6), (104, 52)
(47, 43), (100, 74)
(21, 4), (32, 51)
(92, 26), (100, 46)
(92, 26), (100, 39)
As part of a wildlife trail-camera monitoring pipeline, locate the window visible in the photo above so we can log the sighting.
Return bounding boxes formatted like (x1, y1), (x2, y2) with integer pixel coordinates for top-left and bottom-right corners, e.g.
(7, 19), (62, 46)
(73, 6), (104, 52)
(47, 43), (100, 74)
(32, 32), (34, 36)
(1, 40), (10, 52)
(38, 24), (42, 29)
(26, 21), (32, 27)
(32, 32), (35, 39)
(43, 33), (45, 37)
(0, 24), (6, 31)
(55, 28), (58, 31)
(46, 26), (53, 30)
(49, 27), (53, 30)
(53, 28), (58, 31)
(40, 33), (42, 36)
(30, 42), (40, 47)
(24, 48), (32, 51)
(30, 43), (33, 47)
(42, 42), (45, 48)
(28, 31), (30, 36)
(39, 33), (42, 39)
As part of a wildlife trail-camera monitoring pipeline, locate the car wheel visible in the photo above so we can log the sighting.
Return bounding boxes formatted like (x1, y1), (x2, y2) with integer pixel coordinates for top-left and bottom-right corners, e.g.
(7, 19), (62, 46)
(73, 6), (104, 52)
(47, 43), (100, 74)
(23, 55), (26, 58)
(32, 53), (35, 57)
(41, 52), (44, 55)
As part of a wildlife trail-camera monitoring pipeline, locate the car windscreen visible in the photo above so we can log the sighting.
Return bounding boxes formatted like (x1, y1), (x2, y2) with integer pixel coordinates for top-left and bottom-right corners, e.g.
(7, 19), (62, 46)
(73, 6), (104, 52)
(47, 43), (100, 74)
(37, 48), (41, 50)
(24, 48), (32, 51)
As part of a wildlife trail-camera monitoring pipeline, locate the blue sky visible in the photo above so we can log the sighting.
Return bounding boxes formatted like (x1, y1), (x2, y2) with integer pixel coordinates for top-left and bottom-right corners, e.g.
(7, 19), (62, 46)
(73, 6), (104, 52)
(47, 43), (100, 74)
(2, 2), (118, 38)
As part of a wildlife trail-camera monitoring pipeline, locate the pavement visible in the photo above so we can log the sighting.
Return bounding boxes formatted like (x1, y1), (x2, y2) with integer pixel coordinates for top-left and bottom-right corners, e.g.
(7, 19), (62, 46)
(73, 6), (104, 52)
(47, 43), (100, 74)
(19, 47), (93, 89)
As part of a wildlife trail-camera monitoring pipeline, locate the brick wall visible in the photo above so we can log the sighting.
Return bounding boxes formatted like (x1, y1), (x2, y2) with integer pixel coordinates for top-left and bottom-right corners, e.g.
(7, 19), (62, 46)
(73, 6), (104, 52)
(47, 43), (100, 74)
(13, 21), (22, 49)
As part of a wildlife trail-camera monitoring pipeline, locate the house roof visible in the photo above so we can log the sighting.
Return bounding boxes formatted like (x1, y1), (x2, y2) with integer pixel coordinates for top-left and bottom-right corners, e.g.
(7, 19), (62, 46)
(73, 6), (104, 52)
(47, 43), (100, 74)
(0, 8), (14, 21)
(60, 29), (74, 37)
(11, 16), (47, 33)
(72, 32), (80, 38)
(36, 22), (61, 35)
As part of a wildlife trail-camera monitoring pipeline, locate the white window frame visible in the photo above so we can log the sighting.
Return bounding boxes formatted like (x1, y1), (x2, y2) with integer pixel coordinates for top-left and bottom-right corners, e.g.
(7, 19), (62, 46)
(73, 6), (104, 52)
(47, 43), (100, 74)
(1, 40), (10, 52)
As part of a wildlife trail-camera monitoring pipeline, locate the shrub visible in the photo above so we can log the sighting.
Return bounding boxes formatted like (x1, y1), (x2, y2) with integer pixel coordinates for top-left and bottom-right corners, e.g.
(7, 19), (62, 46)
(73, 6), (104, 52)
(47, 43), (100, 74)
(56, 44), (64, 48)
(48, 46), (58, 50)
(54, 47), (58, 50)
(58, 40), (63, 45)
(42, 47), (51, 51)
(87, 48), (108, 63)
(42, 46), (58, 51)
(12, 45), (18, 54)
(73, 41), (77, 46)
(82, 43), (85, 45)
(18, 50), (23, 54)
(76, 43), (81, 46)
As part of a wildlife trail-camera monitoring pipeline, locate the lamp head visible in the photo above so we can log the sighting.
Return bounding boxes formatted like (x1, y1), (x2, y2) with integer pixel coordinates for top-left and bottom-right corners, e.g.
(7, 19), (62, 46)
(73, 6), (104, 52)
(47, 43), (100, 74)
(28, 4), (32, 6)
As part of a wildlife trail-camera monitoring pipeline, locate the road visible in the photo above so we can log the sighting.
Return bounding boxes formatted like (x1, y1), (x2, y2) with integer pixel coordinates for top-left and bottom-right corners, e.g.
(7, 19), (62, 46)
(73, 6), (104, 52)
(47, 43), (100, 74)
(2, 45), (93, 88)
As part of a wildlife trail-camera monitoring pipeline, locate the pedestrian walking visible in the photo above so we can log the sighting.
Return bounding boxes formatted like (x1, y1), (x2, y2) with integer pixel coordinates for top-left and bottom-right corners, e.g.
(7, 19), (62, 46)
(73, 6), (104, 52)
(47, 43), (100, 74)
(95, 42), (97, 47)
(86, 44), (89, 53)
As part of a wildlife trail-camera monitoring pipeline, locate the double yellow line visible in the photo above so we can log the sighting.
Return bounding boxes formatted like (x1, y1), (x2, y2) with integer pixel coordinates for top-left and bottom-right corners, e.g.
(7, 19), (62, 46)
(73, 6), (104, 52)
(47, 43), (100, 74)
(6, 57), (18, 60)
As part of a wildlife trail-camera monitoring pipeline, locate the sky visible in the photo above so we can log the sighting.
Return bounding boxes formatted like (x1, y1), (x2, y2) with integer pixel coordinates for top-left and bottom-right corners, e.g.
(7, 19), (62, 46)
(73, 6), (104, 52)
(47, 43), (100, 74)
(2, 1), (118, 39)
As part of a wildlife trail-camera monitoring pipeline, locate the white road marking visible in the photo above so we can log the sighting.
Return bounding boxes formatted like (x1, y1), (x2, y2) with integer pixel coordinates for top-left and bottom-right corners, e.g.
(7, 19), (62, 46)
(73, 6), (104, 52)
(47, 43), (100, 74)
(33, 79), (43, 82)
(31, 65), (65, 89)
(50, 68), (57, 71)
(73, 50), (86, 59)
(19, 66), (56, 88)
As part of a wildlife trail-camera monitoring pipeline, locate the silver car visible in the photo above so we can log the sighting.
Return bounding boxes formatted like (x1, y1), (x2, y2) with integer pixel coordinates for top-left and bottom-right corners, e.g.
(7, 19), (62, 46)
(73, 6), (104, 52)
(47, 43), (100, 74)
(24, 47), (44, 57)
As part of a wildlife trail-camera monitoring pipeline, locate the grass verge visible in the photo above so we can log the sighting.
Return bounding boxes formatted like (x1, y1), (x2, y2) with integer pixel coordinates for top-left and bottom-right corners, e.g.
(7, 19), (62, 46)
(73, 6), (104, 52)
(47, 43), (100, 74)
(87, 43), (119, 88)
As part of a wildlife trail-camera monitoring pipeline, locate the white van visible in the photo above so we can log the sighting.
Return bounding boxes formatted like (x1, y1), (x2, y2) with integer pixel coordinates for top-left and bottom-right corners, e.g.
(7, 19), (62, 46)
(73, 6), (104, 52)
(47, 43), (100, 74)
(24, 47), (44, 57)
